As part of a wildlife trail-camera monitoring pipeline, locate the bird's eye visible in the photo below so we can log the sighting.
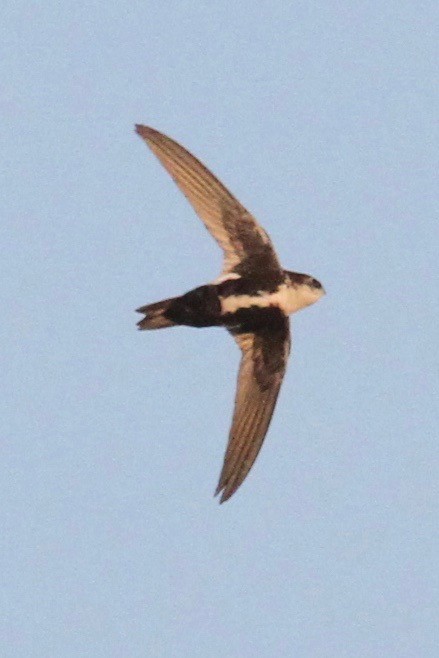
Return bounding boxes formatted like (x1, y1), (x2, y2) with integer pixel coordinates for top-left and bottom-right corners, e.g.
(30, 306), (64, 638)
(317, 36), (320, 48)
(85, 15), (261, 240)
(311, 278), (322, 289)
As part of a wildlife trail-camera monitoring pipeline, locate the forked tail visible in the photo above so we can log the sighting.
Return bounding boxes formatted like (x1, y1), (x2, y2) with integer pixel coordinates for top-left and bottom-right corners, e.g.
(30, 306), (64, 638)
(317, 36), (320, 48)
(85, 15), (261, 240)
(136, 298), (177, 330)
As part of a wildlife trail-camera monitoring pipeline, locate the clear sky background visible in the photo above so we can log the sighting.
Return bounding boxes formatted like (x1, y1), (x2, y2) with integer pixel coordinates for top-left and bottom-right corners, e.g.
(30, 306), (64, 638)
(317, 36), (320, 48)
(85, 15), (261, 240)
(2, 2), (438, 656)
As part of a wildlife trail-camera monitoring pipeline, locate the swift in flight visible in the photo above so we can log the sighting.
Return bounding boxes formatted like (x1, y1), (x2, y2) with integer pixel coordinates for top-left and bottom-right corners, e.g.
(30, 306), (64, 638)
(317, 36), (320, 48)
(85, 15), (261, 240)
(135, 126), (325, 503)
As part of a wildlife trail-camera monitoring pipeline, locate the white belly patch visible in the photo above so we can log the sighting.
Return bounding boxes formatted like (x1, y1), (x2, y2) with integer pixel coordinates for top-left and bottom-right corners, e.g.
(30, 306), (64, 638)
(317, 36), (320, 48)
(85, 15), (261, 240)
(220, 283), (311, 316)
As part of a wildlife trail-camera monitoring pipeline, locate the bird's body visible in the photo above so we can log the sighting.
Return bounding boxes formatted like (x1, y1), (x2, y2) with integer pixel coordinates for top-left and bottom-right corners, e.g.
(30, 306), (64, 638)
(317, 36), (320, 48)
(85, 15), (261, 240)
(137, 272), (321, 332)
(135, 125), (325, 502)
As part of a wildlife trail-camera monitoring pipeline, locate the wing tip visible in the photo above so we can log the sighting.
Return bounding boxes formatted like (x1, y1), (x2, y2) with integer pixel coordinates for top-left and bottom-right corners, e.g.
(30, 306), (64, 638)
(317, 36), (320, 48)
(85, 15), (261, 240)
(214, 479), (239, 504)
(135, 124), (152, 138)
(136, 124), (166, 143)
(214, 489), (230, 505)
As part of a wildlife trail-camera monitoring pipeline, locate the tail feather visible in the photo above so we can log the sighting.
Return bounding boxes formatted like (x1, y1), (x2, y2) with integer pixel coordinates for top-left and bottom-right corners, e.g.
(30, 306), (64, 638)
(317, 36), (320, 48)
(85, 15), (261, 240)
(136, 298), (177, 330)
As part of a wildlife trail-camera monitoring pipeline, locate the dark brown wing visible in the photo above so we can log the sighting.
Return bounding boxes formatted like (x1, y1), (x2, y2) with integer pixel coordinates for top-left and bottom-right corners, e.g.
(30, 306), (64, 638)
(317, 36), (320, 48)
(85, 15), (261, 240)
(135, 125), (281, 276)
(216, 319), (291, 503)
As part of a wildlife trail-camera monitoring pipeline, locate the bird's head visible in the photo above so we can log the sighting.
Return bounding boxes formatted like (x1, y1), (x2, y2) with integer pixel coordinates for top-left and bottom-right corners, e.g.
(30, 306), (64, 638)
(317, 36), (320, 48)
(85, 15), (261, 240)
(285, 271), (326, 308)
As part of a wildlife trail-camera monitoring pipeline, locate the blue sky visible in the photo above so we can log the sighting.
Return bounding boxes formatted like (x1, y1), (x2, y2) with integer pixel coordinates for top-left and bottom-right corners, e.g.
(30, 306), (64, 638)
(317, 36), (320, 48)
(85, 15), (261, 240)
(2, 2), (438, 656)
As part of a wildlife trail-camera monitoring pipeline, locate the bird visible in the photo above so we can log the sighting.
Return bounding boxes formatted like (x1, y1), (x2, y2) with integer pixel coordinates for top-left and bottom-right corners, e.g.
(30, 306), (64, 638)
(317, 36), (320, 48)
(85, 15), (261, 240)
(135, 125), (325, 503)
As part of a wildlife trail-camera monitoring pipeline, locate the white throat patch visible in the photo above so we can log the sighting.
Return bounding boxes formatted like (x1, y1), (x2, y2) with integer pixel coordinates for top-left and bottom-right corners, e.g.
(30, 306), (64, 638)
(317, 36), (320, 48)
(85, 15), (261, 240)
(220, 282), (321, 316)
